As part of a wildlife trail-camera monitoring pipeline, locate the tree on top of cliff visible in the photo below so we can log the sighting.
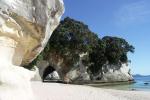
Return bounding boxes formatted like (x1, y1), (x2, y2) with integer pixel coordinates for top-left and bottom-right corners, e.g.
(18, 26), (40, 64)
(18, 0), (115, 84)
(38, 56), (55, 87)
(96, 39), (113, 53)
(88, 36), (135, 77)
(102, 36), (135, 64)
(25, 17), (135, 81)
(38, 17), (99, 71)
(48, 17), (98, 53)
(88, 39), (107, 75)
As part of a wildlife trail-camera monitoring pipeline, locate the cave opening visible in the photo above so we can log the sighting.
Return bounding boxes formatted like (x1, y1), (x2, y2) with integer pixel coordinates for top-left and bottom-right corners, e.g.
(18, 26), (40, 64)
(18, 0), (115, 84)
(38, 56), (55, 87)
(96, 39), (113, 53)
(43, 65), (58, 81)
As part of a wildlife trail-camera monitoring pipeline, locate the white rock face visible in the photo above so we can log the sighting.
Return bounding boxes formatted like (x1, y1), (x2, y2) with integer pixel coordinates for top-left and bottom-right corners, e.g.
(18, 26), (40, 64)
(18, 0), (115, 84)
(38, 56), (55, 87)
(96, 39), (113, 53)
(37, 53), (90, 82)
(101, 63), (133, 82)
(0, 0), (64, 65)
(0, 0), (64, 100)
(66, 53), (90, 82)
(31, 66), (42, 81)
(0, 37), (36, 100)
(66, 67), (90, 82)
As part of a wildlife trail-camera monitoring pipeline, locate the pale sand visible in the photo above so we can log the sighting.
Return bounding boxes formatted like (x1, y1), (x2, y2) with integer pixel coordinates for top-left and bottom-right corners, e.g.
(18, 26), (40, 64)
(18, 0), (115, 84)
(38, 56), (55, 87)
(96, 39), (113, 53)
(32, 81), (150, 100)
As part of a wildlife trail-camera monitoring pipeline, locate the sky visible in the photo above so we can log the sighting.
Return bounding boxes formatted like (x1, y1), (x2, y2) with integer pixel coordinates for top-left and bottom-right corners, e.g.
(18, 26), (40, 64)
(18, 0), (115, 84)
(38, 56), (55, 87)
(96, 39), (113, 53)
(62, 0), (150, 75)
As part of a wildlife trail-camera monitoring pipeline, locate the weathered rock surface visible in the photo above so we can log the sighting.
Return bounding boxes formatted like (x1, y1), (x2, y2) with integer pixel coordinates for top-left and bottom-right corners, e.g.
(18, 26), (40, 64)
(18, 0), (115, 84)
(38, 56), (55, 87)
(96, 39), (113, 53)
(65, 53), (90, 82)
(0, 0), (64, 100)
(37, 60), (49, 79)
(37, 52), (133, 83)
(0, 0), (64, 65)
(37, 53), (90, 82)
(101, 63), (133, 82)
(65, 66), (90, 82)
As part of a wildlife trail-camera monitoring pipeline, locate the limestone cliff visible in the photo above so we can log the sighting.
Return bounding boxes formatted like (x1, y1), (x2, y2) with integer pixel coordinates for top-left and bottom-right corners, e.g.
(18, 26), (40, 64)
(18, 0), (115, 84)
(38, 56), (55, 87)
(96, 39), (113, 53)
(0, 0), (64, 100)
(0, 0), (64, 65)
(37, 58), (133, 83)
(37, 52), (90, 82)
(101, 63), (133, 82)
(92, 63), (133, 82)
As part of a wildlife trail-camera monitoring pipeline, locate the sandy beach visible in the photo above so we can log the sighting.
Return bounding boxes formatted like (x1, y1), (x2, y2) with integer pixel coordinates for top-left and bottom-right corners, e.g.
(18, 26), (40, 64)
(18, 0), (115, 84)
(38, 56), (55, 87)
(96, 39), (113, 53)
(32, 81), (150, 100)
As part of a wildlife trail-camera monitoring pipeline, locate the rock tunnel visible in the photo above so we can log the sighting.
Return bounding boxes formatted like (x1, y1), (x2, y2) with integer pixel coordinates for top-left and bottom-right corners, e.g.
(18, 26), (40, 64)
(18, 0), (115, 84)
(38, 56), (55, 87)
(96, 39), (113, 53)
(37, 60), (61, 81)
(43, 65), (56, 81)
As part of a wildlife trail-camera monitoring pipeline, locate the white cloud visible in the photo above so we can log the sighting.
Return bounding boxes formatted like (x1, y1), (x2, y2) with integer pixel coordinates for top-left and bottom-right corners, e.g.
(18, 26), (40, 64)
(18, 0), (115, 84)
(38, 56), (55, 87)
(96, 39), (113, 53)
(115, 1), (150, 27)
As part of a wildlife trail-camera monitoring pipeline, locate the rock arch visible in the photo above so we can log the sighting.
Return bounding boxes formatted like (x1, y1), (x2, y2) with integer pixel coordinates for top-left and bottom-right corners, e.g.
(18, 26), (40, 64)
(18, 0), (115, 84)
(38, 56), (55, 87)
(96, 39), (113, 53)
(43, 65), (56, 81)
(37, 60), (60, 81)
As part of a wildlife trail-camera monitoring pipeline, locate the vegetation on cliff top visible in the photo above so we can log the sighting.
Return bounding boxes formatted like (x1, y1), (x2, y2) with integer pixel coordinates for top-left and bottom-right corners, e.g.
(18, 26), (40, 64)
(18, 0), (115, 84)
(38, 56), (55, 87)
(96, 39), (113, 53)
(26, 17), (135, 77)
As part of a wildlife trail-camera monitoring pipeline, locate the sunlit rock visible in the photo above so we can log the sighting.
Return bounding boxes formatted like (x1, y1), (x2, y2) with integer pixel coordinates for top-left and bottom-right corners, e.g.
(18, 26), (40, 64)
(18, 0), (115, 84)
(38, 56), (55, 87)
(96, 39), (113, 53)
(37, 52), (90, 83)
(0, 0), (64, 65)
(0, 0), (64, 100)
(45, 71), (60, 80)
(101, 63), (133, 82)
(31, 66), (42, 81)
(65, 53), (90, 83)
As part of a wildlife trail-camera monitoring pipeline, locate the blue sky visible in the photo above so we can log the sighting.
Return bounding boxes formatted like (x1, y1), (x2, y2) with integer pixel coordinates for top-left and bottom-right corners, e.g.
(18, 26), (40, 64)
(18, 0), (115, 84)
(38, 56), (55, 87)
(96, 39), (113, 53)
(62, 0), (150, 75)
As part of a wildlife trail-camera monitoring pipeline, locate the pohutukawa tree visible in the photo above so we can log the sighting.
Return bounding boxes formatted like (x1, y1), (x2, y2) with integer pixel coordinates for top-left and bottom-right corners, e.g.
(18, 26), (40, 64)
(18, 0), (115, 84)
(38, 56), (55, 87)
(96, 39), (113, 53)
(29, 17), (135, 81)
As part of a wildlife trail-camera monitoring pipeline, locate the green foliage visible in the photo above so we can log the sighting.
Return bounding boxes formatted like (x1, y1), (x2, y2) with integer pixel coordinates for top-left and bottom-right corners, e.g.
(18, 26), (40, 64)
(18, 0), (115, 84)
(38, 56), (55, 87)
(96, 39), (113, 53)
(102, 36), (135, 64)
(120, 53), (128, 63)
(88, 36), (135, 75)
(88, 39), (107, 75)
(25, 17), (135, 78)
(49, 17), (98, 52)
(26, 17), (99, 68)
(44, 17), (99, 65)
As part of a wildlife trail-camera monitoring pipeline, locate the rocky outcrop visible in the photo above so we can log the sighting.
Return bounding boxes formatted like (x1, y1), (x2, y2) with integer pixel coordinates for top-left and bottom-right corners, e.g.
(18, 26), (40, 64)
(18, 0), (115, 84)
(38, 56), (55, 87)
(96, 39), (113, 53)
(0, 0), (64, 100)
(37, 53), (90, 82)
(65, 67), (90, 83)
(65, 62), (133, 82)
(65, 53), (90, 82)
(37, 52), (133, 83)
(101, 63), (133, 82)
(37, 60), (49, 79)
(0, 0), (64, 65)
